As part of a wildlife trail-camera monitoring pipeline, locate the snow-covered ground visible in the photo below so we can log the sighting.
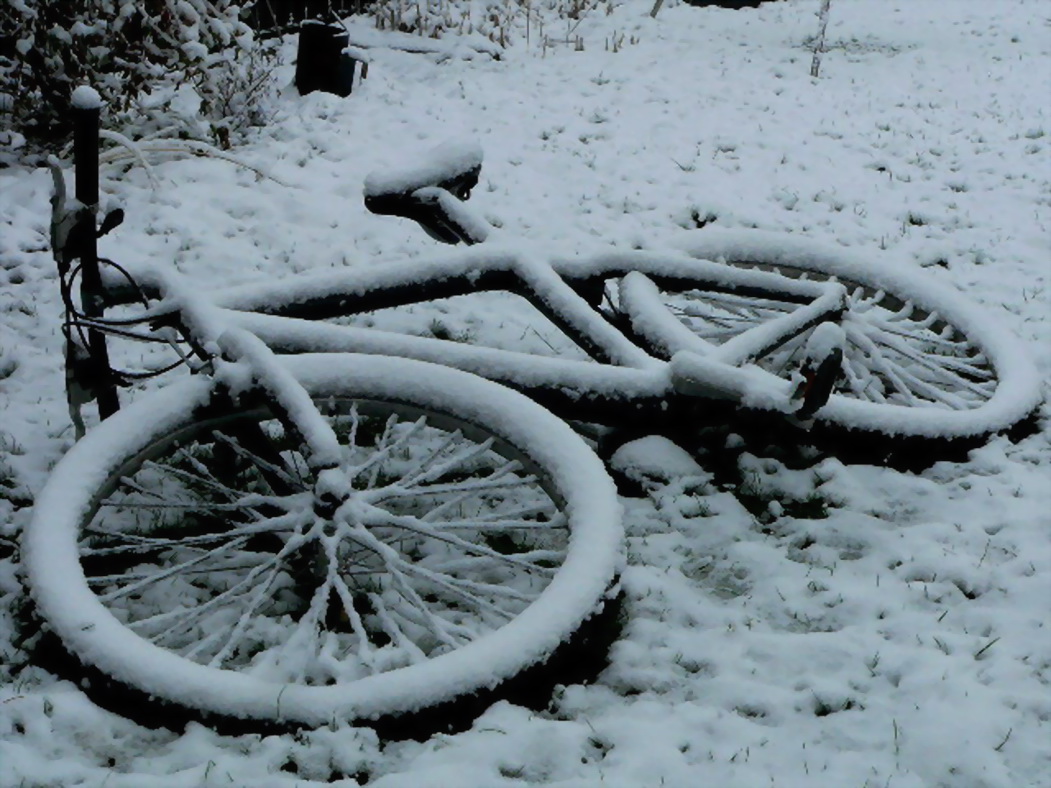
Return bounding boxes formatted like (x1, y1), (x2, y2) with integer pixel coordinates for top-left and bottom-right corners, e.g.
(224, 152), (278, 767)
(1, 0), (1049, 785)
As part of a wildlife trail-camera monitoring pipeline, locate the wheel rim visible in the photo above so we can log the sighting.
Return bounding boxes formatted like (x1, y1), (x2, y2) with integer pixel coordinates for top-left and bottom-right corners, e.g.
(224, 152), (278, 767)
(27, 356), (622, 725)
(610, 230), (1041, 437)
(81, 397), (568, 687)
(655, 267), (999, 413)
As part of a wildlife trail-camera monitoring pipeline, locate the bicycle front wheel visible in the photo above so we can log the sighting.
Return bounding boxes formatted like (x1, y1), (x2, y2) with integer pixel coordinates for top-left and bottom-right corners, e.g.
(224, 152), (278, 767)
(24, 354), (622, 731)
(620, 229), (1041, 443)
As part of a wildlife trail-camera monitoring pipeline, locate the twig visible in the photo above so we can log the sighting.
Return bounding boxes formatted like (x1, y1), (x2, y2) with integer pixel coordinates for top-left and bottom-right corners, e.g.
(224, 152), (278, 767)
(973, 636), (1000, 660)
(995, 728), (1012, 752)
(98, 139), (289, 186)
(810, 0), (833, 78)
(99, 130), (160, 187)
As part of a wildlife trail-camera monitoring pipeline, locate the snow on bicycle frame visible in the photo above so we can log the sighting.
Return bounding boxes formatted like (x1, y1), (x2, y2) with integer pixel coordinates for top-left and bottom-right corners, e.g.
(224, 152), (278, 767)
(277, 140), (1043, 444)
(85, 138), (1042, 450)
(189, 147), (1039, 449)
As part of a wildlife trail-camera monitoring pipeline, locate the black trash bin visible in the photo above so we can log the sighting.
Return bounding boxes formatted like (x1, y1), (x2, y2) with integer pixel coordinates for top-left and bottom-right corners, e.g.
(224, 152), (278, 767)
(295, 21), (356, 98)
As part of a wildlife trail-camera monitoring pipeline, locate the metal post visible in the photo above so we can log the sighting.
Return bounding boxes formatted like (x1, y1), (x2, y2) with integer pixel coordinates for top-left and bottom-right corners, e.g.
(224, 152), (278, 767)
(72, 90), (120, 419)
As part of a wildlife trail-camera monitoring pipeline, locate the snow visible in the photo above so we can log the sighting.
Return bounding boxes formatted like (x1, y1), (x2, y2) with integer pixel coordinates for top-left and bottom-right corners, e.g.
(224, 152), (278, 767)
(228, 309), (673, 399)
(342, 20), (502, 62)
(619, 269), (715, 355)
(2, 1), (1050, 785)
(609, 435), (707, 486)
(708, 284), (845, 366)
(663, 228), (1043, 436)
(215, 329), (344, 468)
(409, 185), (493, 243)
(70, 85), (103, 111)
(671, 349), (791, 410)
(363, 140), (484, 198)
(803, 320), (846, 363)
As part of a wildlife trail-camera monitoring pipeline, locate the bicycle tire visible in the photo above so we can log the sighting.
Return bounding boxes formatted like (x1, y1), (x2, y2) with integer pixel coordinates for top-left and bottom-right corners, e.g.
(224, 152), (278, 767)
(620, 229), (1042, 442)
(24, 354), (622, 730)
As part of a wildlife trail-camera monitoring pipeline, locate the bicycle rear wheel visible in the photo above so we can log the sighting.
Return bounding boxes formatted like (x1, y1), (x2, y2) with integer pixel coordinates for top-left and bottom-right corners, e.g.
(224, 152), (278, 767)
(24, 354), (622, 731)
(619, 230), (1041, 443)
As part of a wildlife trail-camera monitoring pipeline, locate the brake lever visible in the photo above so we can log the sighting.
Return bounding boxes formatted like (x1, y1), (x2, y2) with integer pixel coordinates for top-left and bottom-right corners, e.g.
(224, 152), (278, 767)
(48, 157), (125, 269)
(47, 156), (81, 272)
(97, 208), (124, 238)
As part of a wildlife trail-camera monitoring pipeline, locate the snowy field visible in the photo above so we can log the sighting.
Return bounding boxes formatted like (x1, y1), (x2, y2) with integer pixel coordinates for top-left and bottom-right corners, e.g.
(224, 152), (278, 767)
(1, 0), (1050, 785)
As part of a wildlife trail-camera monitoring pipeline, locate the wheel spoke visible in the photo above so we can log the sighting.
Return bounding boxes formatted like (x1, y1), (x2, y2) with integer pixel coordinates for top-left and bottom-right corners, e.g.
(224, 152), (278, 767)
(862, 318), (973, 353)
(394, 560), (518, 623)
(840, 355), (887, 403)
(849, 328), (975, 408)
(346, 525), (466, 650)
(365, 415), (400, 489)
(395, 433), (497, 490)
(638, 262), (1001, 415)
(856, 324), (994, 399)
(677, 289), (799, 314)
(97, 536), (251, 602)
(203, 536), (306, 667)
(348, 414), (428, 484)
(83, 510), (304, 554)
(142, 460), (256, 510)
(365, 592), (428, 664)
(331, 574), (378, 666)
(391, 427), (464, 482)
(359, 506), (559, 578)
(425, 515), (563, 532)
(860, 314), (994, 378)
(211, 431), (305, 491)
(369, 589), (466, 652)
(378, 474), (539, 499)
(70, 389), (580, 695)
(128, 552), (285, 637)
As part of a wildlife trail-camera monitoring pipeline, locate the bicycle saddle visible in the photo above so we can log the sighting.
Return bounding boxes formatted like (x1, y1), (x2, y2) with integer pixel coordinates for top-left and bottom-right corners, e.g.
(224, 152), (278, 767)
(364, 141), (483, 244)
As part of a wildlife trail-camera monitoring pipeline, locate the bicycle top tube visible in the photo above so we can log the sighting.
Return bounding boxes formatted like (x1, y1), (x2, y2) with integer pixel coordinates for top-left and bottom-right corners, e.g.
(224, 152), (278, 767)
(194, 244), (833, 322)
(94, 236), (849, 418)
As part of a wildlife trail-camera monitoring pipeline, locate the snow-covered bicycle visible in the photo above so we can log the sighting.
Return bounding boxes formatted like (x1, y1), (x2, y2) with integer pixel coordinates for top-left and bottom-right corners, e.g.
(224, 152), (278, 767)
(24, 113), (1042, 734)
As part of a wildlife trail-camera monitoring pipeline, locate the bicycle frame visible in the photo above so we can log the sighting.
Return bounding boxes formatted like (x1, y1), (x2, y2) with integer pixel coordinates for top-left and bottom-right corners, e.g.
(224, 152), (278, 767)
(65, 132), (1036, 458)
(45, 101), (850, 441)
(90, 240), (846, 430)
